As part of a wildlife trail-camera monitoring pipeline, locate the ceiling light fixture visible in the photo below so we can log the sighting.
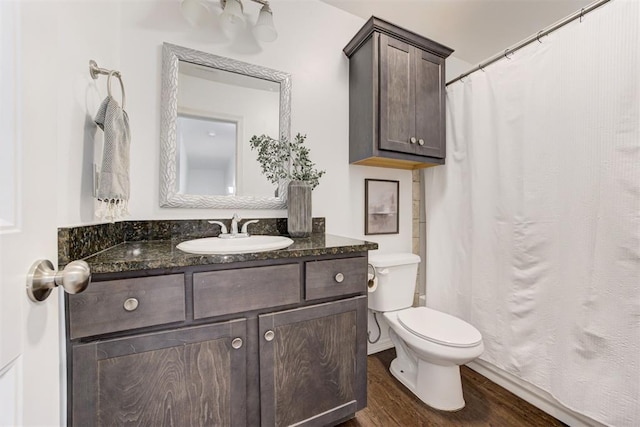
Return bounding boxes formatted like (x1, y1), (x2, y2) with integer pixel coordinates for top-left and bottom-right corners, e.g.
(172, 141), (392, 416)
(181, 0), (278, 43)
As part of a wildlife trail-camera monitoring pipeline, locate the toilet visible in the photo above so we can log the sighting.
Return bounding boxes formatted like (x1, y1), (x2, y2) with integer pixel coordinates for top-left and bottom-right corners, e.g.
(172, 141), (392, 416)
(368, 252), (484, 411)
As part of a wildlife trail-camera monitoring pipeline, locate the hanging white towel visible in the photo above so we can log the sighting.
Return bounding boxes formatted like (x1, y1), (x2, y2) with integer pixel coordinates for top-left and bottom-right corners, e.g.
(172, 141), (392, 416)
(94, 95), (130, 221)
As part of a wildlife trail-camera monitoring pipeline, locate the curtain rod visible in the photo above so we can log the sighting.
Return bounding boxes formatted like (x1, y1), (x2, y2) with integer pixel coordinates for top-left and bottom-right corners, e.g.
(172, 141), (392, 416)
(446, 0), (611, 86)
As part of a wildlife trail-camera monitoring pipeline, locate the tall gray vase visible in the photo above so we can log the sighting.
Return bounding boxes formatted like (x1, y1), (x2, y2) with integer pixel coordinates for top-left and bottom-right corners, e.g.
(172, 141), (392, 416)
(287, 180), (312, 237)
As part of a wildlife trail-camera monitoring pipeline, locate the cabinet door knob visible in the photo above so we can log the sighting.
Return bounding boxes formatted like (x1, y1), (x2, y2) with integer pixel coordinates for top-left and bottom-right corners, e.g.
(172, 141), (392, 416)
(232, 337), (243, 349)
(334, 273), (345, 283)
(264, 330), (275, 342)
(123, 298), (139, 312)
(409, 137), (417, 144)
(418, 138), (425, 146)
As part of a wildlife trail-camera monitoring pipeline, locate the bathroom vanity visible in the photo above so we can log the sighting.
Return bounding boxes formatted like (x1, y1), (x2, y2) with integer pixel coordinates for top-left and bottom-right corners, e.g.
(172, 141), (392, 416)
(61, 220), (376, 426)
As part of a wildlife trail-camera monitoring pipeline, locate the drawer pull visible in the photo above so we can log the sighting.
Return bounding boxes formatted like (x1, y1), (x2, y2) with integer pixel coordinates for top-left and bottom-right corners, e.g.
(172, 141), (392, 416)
(418, 138), (425, 146)
(409, 137), (417, 144)
(334, 273), (345, 283)
(123, 297), (139, 312)
(232, 338), (243, 349)
(264, 330), (275, 342)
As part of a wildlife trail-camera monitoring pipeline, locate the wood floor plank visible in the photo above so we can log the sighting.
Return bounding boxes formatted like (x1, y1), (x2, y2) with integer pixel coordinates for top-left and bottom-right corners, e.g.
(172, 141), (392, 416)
(338, 349), (566, 427)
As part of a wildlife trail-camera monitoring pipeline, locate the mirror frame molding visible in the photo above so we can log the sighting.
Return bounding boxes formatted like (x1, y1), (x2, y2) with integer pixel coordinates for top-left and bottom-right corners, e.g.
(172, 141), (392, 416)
(160, 42), (291, 209)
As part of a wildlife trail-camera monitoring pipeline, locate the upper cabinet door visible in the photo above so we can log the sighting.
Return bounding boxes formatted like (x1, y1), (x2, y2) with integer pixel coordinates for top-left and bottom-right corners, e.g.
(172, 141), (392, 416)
(414, 48), (445, 158)
(379, 33), (416, 154)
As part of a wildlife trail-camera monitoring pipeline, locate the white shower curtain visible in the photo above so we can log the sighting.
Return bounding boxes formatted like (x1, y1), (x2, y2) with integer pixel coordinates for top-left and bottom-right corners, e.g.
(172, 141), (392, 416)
(424, 1), (639, 425)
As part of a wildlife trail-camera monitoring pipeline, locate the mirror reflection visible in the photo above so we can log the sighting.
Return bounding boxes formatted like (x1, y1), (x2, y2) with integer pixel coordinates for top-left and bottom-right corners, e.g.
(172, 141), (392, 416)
(160, 43), (291, 209)
(176, 115), (237, 196)
(177, 62), (280, 197)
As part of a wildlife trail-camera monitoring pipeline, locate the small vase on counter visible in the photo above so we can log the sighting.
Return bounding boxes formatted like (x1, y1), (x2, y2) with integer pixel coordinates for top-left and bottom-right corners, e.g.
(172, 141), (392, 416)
(287, 180), (312, 237)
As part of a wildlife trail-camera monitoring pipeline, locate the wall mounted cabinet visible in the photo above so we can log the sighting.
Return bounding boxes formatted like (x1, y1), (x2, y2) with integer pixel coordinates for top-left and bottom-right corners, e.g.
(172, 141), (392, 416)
(344, 17), (453, 169)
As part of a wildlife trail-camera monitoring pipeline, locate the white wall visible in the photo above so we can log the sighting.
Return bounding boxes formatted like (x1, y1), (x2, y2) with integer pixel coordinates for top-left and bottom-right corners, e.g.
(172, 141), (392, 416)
(47, 0), (413, 253)
(446, 55), (473, 82)
(16, 2), (421, 423)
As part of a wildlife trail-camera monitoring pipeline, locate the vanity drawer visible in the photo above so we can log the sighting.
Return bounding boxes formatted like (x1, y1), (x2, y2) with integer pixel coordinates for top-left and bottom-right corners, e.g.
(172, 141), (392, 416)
(305, 257), (367, 300)
(193, 264), (301, 319)
(68, 274), (186, 339)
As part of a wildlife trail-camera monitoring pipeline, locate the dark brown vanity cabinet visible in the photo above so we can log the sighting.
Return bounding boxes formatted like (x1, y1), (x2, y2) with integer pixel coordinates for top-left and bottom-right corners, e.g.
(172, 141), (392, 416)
(344, 17), (453, 170)
(71, 320), (248, 426)
(259, 296), (367, 426)
(67, 255), (368, 427)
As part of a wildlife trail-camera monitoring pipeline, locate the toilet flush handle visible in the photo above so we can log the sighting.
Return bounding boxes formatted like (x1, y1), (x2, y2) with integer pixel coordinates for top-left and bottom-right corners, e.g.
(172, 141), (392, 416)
(376, 268), (389, 275)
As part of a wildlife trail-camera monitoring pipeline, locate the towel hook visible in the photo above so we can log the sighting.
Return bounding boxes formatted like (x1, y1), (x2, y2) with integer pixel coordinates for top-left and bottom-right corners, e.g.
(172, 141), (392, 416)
(107, 70), (126, 109)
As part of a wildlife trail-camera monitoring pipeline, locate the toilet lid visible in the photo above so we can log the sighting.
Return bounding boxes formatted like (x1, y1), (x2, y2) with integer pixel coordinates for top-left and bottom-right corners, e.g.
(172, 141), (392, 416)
(397, 307), (482, 348)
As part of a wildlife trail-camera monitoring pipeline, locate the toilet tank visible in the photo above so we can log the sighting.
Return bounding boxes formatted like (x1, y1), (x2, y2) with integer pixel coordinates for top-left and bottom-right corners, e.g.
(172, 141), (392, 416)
(368, 253), (421, 312)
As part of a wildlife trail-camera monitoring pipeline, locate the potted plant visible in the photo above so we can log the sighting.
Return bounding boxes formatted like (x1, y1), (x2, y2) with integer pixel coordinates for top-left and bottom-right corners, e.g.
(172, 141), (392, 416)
(250, 133), (325, 237)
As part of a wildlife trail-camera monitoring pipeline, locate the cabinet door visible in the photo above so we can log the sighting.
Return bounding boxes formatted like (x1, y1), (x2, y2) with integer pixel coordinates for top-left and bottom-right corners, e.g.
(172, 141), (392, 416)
(71, 320), (247, 427)
(259, 296), (367, 427)
(414, 48), (445, 158)
(379, 33), (416, 154)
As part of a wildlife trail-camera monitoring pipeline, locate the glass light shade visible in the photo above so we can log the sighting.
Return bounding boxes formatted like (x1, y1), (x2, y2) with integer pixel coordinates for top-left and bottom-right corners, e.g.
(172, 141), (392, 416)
(220, 0), (246, 36)
(181, 0), (208, 27)
(253, 5), (277, 42)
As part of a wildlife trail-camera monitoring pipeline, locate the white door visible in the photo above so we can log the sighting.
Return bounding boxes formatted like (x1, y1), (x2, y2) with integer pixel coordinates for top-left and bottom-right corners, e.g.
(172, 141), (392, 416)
(1, 2), (64, 426)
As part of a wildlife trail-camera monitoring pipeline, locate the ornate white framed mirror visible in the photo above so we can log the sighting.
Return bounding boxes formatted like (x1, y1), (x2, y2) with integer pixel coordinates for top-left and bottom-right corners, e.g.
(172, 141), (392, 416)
(160, 42), (291, 209)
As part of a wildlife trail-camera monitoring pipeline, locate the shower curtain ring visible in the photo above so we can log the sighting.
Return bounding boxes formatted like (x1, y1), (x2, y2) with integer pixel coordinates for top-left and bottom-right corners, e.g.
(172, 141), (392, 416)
(504, 49), (513, 60)
(580, 8), (585, 22)
(537, 31), (544, 43)
(479, 63), (486, 72)
(459, 74), (465, 83)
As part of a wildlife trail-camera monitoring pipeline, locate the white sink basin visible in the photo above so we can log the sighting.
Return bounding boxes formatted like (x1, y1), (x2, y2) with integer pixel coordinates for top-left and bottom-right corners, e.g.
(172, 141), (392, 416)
(177, 235), (294, 255)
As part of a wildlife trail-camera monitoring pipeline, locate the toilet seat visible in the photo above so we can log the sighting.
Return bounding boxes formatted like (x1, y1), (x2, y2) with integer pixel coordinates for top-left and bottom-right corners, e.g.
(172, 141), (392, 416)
(397, 307), (482, 348)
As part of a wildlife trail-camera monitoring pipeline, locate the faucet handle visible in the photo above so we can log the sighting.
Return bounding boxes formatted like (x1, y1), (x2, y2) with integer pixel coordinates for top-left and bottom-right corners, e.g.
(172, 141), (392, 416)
(208, 220), (228, 234)
(241, 219), (260, 234)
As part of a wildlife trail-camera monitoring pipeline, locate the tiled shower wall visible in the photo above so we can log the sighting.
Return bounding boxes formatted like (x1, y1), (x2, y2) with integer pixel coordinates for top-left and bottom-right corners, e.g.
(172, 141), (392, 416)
(412, 170), (427, 305)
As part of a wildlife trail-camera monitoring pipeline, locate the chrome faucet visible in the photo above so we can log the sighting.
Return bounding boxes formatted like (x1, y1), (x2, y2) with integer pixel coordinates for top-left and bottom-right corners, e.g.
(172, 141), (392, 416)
(230, 213), (241, 235)
(210, 215), (260, 239)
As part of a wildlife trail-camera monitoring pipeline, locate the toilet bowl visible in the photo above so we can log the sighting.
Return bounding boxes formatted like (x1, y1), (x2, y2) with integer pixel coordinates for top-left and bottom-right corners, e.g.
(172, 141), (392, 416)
(368, 253), (484, 411)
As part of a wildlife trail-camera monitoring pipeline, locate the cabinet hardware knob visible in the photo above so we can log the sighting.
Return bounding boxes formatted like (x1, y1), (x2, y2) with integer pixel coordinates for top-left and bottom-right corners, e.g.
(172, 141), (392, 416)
(334, 273), (345, 283)
(418, 139), (425, 146)
(123, 298), (139, 312)
(409, 137), (417, 144)
(232, 338), (243, 349)
(264, 330), (275, 342)
(26, 259), (92, 302)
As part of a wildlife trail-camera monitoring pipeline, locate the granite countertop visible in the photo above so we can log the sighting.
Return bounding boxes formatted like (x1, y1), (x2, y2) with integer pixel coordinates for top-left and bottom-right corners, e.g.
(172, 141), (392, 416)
(84, 234), (379, 274)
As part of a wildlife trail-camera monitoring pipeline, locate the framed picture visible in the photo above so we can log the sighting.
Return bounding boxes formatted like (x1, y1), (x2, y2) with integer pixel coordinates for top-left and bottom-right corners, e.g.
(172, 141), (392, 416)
(365, 179), (399, 235)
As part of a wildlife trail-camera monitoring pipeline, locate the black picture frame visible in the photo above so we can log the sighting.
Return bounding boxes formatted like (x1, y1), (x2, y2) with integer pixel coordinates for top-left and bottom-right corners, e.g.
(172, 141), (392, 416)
(365, 179), (399, 235)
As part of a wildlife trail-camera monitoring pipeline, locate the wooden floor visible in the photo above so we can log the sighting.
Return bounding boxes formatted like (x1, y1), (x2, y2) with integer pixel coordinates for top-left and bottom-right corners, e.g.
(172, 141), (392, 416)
(338, 349), (566, 427)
